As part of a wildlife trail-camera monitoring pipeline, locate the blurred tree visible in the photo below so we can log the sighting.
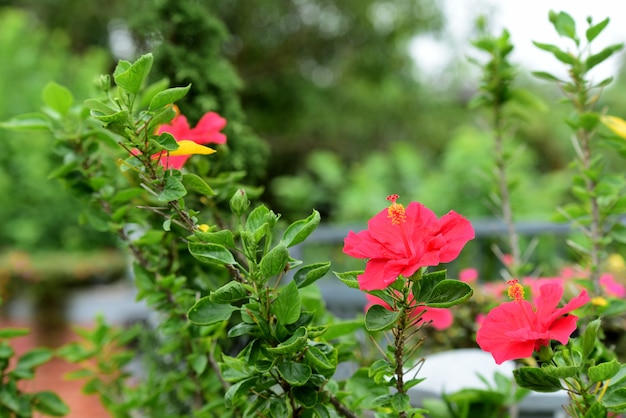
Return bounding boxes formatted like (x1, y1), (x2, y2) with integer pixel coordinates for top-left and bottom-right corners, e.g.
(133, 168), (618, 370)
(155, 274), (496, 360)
(0, 8), (115, 251)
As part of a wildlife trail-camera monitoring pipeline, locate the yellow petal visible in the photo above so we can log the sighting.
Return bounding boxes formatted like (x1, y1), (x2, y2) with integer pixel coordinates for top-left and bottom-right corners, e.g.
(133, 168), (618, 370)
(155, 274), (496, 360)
(601, 115), (626, 139)
(169, 140), (216, 156)
(591, 296), (608, 307)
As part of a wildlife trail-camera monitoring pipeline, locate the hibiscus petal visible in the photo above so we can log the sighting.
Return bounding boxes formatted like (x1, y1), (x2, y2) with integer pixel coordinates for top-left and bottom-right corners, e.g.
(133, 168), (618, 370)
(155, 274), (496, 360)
(187, 112), (228, 144)
(547, 315), (579, 345)
(358, 258), (399, 291)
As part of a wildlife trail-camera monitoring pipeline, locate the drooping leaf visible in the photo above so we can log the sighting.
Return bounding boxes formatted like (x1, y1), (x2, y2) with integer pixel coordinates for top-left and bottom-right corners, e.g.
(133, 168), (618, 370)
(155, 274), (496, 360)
(33, 391), (70, 416)
(513, 367), (562, 392)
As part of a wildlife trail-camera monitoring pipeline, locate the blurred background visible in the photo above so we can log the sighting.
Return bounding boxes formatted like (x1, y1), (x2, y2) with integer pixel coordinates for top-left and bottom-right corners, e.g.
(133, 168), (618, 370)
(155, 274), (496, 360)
(1, 0), (625, 325)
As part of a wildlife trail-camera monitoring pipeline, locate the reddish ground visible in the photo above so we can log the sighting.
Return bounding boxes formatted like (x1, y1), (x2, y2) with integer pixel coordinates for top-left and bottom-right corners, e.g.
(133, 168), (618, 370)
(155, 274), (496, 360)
(4, 319), (111, 418)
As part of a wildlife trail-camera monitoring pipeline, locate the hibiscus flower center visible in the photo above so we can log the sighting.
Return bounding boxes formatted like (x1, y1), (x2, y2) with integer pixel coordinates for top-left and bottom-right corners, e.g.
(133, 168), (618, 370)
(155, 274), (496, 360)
(507, 279), (525, 302)
(386, 194), (406, 225)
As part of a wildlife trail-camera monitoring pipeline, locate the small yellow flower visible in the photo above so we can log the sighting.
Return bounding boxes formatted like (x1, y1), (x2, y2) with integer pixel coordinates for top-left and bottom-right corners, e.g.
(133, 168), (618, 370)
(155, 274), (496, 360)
(600, 115), (626, 139)
(591, 296), (608, 307)
(607, 253), (625, 272)
(197, 224), (210, 232)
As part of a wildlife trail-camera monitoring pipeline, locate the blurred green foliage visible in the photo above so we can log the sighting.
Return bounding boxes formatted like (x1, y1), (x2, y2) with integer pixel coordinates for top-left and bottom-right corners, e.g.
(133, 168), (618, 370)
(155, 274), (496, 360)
(0, 8), (115, 251)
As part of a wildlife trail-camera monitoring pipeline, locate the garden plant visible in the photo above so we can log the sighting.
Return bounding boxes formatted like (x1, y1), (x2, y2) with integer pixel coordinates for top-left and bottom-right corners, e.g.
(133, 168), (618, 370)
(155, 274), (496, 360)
(1, 8), (626, 418)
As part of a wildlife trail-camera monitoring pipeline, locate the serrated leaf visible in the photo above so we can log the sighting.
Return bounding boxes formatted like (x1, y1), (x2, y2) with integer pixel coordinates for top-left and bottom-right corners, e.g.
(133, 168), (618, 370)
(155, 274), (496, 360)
(589, 359), (620, 383)
(187, 297), (237, 325)
(266, 327), (307, 354)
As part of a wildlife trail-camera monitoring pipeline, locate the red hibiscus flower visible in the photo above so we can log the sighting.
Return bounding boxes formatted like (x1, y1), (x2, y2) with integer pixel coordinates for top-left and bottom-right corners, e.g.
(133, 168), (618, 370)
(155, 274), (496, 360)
(343, 195), (474, 291)
(476, 280), (589, 365)
(156, 109), (227, 169)
(365, 293), (453, 330)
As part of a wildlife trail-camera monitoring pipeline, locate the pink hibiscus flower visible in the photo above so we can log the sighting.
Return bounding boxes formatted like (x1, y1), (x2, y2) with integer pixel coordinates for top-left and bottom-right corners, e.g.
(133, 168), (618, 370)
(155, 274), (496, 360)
(476, 280), (589, 364)
(343, 195), (474, 291)
(156, 109), (227, 169)
(365, 293), (453, 330)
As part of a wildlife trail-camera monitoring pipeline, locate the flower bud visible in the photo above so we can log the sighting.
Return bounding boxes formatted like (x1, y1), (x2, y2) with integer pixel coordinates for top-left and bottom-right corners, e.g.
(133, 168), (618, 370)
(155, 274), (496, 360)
(230, 188), (250, 216)
(97, 74), (111, 92)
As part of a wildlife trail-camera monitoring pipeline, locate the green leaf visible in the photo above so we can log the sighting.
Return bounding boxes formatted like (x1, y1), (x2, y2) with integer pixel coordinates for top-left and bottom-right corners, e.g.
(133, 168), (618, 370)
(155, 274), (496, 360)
(183, 173), (216, 196)
(603, 387), (626, 412)
(0, 342), (14, 359)
(210, 281), (248, 304)
(91, 109), (128, 125)
(589, 359), (620, 383)
(293, 386), (318, 407)
(324, 320), (363, 340)
(513, 367), (562, 392)
(149, 84), (191, 110)
(273, 281), (301, 325)
(158, 175), (187, 202)
(266, 327), (308, 354)
(412, 270), (446, 302)
(280, 210), (320, 247)
(586, 17), (610, 42)
(0, 328), (29, 339)
(586, 44), (624, 71)
(365, 304), (400, 332)
(277, 361), (312, 386)
(259, 244), (289, 278)
(540, 364), (580, 379)
(334, 270), (362, 289)
(189, 354), (208, 376)
(33, 391), (70, 416)
(193, 230), (235, 247)
(305, 345), (336, 373)
(187, 297), (237, 325)
(390, 393), (411, 413)
(582, 319), (601, 360)
(16, 348), (53, 370)
(532, 71), (564, 83)
(533, 41), (576, 65)
(155, 132), (178, 150)
(423, 279), (473, 308)
(188, 242), (237, 265)
(294, 262), (331, 288)
(113, 53), (153, 94)
(584, 401), (607, 417)
(550, 11), (577, 41)
(0, 113), (52, 131)
(42, 81), (74, 115)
